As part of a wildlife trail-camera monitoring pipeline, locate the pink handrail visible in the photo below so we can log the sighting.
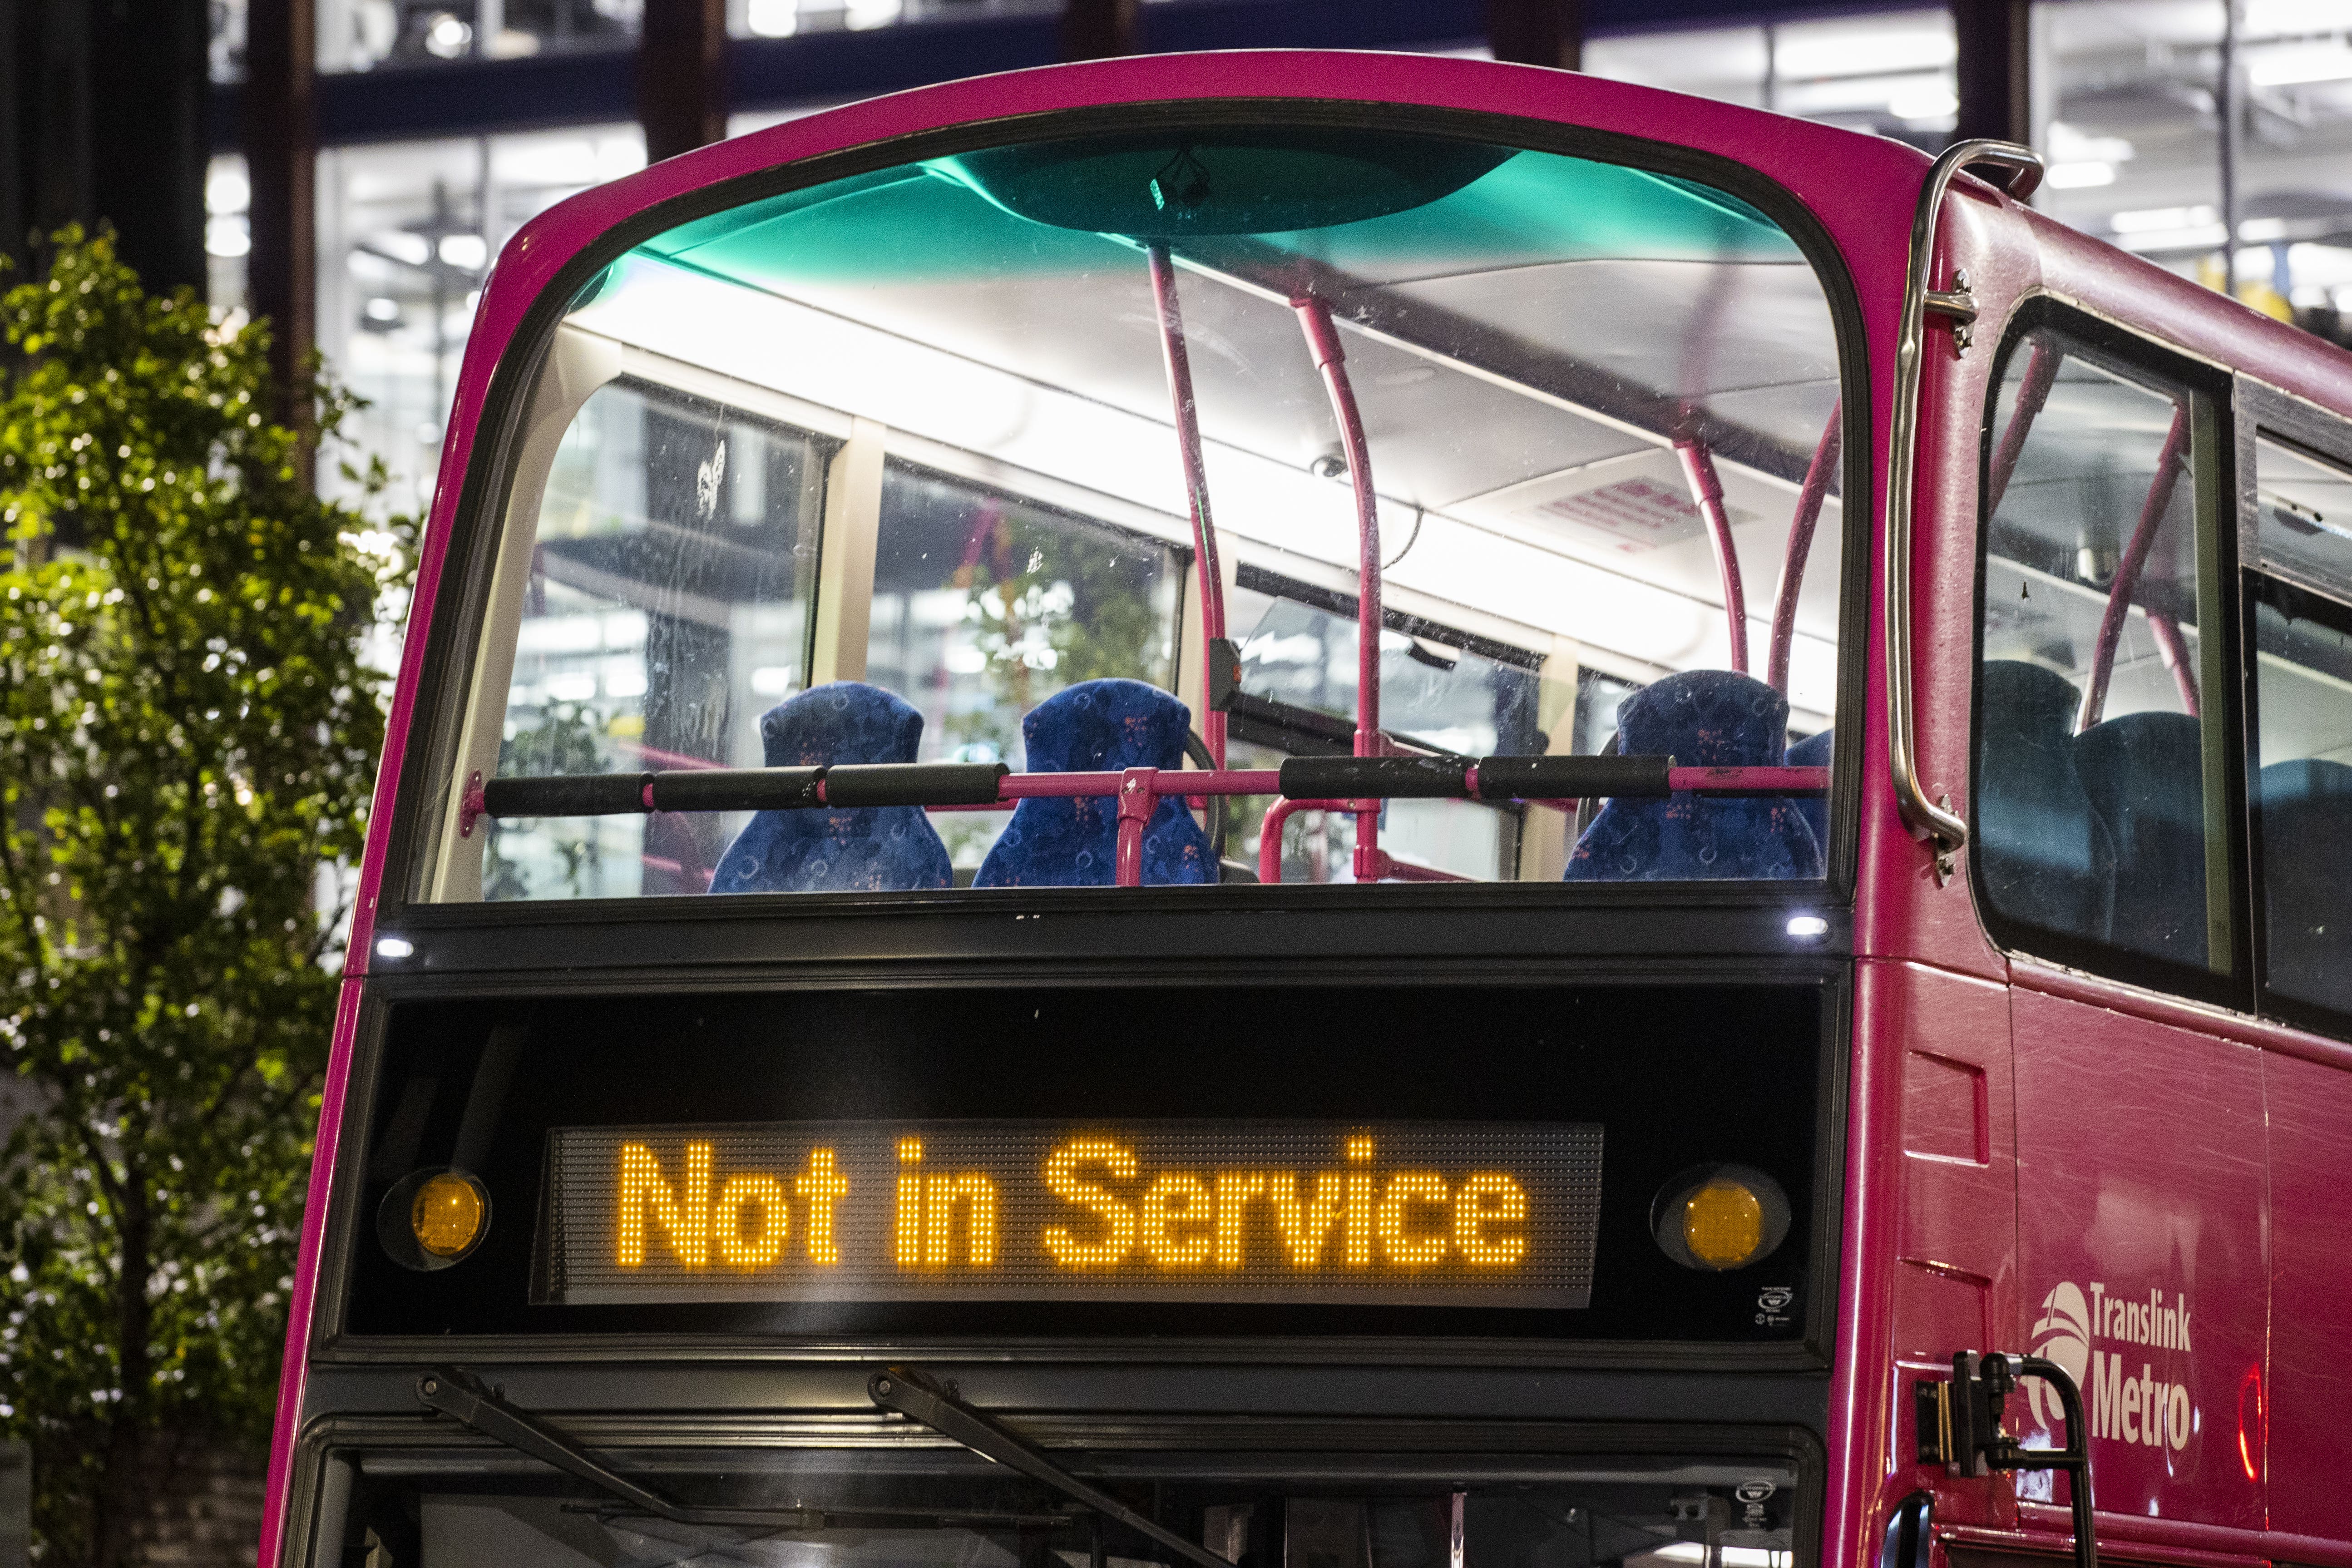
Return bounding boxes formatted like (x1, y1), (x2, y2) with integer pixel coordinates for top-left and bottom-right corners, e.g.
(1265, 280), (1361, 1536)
(1260, 796), (1352, 884)
(2078, 405), (2191, 732)
(1292, 295), (1385, 882)
(1674, 436), (1749, 674)
(613, 739), (724, 771)
(1766, 403), (1841, 694)
(1146, 244), (1229, 767)
(2149, 613), (2201, 716)
(1987, 337), (2064, 515)
(466, 762), (1833, 836)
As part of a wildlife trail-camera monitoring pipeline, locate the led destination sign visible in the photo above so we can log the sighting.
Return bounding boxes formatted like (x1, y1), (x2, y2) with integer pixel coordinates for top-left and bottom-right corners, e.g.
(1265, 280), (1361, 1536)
(536, 1121), (1603, 1309)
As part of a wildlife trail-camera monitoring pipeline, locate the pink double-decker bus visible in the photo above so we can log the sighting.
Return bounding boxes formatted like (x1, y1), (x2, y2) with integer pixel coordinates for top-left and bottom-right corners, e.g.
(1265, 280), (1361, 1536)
(258, 49), (2352, 1568)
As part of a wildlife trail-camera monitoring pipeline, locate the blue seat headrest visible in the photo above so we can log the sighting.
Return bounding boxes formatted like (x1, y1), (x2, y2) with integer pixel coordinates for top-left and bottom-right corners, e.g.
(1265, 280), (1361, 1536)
(2260, 757), (2352, 807)
(2258, 758), (2352, 1011)
(1019, 677), (1191, 773)
(1565, 670), (1820, 882)
(1974, 661), (2111, 941)
(709, 681), (953, 895)
(1982, 661), (2084, 752)
(1617, 668), (1791, 766)
(973, 679), (1213, 888)
(2072, 708), (2206, 966)
(758, 680), (926, 767)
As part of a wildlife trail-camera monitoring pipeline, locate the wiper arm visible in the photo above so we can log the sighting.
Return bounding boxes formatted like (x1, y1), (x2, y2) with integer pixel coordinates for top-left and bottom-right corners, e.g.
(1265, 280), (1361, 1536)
(868, 1367), (1235, 1568)
(417, 1366), (1069, 1532)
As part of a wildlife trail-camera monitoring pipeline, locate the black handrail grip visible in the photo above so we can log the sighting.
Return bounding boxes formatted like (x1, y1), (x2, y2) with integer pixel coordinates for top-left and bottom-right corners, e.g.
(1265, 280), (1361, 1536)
(1280, 755), (1471, 800)
(648, 767), (824, 813)
(481, 772), (650, 819)
(1475, 755), (1674, 799)
(825, 762), (1009, 808)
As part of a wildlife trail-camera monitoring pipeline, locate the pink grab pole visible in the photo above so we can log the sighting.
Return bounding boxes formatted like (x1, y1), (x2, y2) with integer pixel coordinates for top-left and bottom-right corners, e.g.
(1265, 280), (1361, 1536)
(1146, 243), (1228, 767)
(1674, 436), (1749, 674)
(1765, 403), (1841, 694)
(1987, 336), (2065, 515)
(2149, 613), (2201, 716)
(1259, 796), (1352, 884)
(1292, 295), (1384, 883)
(2078, 404), (2192, 733)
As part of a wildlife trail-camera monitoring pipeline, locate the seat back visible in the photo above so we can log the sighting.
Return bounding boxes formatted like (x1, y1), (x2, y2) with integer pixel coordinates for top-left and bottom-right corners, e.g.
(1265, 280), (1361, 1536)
(2257, 758), (2352, 1011)
(1974, 661), (2112, 940)
(1784, 727), (1833, 851)
(1565, 669), (1821, 881)
(709, 682), (954, 895)
(974, 678), (1214, 887)
(2072, 708), (2205, 965)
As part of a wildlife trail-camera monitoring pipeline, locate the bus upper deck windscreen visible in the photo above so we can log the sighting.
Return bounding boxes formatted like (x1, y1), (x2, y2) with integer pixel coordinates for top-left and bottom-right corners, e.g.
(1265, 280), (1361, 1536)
(426, 120), (1848, 900)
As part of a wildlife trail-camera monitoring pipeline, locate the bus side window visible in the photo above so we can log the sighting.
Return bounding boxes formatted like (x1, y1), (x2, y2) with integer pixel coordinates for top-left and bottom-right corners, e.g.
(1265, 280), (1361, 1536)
(1972, 319), (2232, 991)
(863, 459), (1184, 875)
(491, 377), (827, 900)
(2247, 433), (2352, 1024)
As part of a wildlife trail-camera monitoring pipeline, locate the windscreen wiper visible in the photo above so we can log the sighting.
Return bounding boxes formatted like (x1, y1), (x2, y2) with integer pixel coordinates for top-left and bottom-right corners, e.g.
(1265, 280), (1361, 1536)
(869, 1366), (1235, 1568)
(417, 1366), (1072, 1531)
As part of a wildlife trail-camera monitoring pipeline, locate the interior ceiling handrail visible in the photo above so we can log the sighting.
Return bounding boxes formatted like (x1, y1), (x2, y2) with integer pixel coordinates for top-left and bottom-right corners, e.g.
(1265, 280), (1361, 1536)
(1768, 401), (1842, 694)
(1888, 138), (2045, 876)
(1986, 336), (2065, 514)
(1292, 293), (1387, 885)
(1146, 241), (1230, 768)
(1674, 435), (1751, 674)
(2077, 404), (2193, 732)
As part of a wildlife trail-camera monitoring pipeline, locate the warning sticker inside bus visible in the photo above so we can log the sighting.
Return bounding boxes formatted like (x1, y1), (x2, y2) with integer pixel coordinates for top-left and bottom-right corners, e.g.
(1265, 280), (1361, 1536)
(533, 1120), (1603, 1309)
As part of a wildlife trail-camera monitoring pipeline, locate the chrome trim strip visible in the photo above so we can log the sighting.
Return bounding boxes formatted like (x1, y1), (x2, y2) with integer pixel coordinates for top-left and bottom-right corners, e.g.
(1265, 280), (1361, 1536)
(1887, 138), (2043, 869)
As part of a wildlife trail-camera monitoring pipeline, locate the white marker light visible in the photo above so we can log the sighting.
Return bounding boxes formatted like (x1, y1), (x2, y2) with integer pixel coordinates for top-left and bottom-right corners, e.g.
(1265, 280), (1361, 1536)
(1786, 915), (1829, 940)
(375, 935), (416, 960)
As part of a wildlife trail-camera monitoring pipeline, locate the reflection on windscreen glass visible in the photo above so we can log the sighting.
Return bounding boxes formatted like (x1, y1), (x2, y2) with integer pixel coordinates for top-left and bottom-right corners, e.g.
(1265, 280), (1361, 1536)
(440, 120), (1848, 900)
(341, 1450), (1798, 1568)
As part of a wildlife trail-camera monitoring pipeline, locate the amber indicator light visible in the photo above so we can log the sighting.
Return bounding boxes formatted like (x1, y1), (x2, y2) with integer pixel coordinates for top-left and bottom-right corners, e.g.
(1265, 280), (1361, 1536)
(413, 1172), (489, 1258)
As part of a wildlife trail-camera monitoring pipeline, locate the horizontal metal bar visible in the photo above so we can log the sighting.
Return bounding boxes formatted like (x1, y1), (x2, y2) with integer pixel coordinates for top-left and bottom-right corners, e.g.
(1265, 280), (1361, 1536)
(1672, 765), (1829, 796)
(1280, 754), (1471, 800)
(473, 760), (1831, 822)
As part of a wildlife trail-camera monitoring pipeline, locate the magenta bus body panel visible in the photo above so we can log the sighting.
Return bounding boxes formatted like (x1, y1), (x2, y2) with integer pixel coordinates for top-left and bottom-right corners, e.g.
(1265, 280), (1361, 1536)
(259, 46), (2352, 1568)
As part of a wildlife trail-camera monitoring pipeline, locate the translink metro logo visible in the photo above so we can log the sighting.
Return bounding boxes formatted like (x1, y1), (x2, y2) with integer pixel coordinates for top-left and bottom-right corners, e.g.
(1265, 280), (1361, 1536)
(2029, 1281), (2195, 1452)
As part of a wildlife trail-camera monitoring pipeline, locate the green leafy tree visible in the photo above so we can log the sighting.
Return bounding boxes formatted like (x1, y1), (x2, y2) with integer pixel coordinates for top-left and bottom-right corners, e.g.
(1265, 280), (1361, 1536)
(0, 230), (411, 1566)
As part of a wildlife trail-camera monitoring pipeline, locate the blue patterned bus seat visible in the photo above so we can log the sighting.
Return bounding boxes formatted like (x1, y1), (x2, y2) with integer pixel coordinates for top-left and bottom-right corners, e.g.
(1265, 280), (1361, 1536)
(710, 681), (954, 895)
(2074, 707), (2205, 965)
(2257, 757), (2352, 1010)
(1976, 661), (2112, 940)
(1564, 669), (1821, 881)
(973, 678), (1214, 887)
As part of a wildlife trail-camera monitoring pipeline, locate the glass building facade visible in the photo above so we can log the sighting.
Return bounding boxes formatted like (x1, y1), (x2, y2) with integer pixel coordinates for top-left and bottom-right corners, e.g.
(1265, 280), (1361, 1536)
(203, 0), (2352, 515)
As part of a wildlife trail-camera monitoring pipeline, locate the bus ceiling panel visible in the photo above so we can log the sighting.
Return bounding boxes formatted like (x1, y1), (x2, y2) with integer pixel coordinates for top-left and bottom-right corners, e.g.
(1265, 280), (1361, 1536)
(632, 145), (1831, 483)
(746, 261), (1660, 516)
(1445, 456), (1843, 720)
(935, 130), (1517, 239)
(646, 144), (1799, 291)
(1358, 261), (1838, 483)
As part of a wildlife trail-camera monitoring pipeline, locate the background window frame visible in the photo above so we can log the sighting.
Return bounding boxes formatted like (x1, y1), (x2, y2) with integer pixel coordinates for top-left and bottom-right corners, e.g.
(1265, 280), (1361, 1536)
(1967, 297), (2249, 1010)
(2235, 376), (2352, 1042)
